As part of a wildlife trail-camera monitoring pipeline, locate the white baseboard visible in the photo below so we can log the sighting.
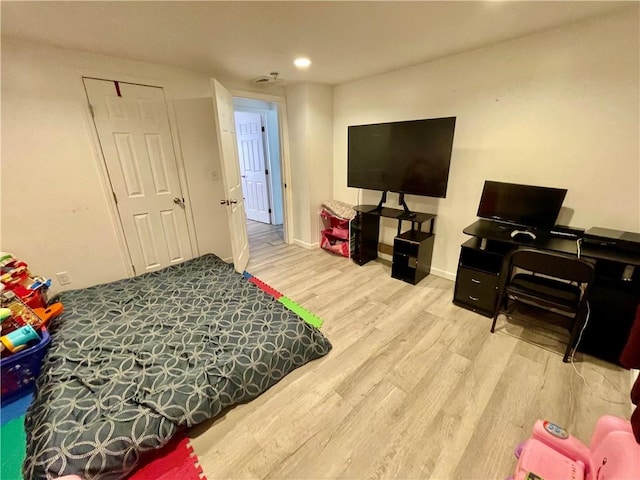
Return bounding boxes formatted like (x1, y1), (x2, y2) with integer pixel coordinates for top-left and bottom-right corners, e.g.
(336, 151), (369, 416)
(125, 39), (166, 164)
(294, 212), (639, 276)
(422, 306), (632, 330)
(430, 267), (456, 282)
(375, 251), (455, 281)
(293, 239), (318, 249)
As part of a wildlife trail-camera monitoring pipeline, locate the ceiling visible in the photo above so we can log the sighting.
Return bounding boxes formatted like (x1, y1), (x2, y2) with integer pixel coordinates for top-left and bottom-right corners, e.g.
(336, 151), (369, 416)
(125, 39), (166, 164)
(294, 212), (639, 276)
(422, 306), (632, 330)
(1, 1), (632, 86)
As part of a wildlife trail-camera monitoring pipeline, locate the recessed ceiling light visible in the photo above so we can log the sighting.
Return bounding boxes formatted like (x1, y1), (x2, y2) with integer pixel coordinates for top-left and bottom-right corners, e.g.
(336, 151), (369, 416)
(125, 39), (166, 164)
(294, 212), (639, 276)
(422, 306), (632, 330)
(294, 57), (311, 69)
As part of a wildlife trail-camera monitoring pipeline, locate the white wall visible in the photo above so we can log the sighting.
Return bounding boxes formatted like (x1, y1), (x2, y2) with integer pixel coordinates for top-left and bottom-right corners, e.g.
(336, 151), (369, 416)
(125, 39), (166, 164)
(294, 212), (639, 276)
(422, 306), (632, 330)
(174, 98), (233, 260)
(285, 84), (312, 244)
(286, 83), (334, 246)
(307, 85), (334, 244)
(3, 8), (637, 289)
(333, 8), (640, 279)
(1, 40), (233, 290)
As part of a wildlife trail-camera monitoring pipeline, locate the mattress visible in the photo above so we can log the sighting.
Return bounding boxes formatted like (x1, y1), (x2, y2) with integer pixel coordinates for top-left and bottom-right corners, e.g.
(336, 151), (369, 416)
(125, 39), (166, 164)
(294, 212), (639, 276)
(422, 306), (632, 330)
(23, 254), (332, 479)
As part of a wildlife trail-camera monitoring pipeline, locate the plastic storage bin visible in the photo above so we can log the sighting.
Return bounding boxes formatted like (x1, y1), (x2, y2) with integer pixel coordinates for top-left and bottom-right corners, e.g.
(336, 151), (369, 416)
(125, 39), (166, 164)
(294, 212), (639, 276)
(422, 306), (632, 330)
(1, 327), (51, 404)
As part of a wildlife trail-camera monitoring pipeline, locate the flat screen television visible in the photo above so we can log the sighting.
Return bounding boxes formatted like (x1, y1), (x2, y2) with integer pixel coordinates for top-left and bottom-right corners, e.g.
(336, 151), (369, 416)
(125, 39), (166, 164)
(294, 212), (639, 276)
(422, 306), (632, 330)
(477, 181), (567, 230)
(347, 117), (456, 198)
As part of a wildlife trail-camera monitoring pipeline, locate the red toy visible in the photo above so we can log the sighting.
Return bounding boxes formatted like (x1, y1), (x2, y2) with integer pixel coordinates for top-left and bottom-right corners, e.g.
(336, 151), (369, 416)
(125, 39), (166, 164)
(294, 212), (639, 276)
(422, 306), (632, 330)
(0, 252), (50, 308)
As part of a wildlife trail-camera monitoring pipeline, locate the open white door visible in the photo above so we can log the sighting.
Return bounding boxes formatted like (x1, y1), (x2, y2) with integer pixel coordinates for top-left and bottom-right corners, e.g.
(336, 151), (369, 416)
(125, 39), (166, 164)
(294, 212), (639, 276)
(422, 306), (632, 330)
(212, 79), (250, 272)
(234, 111), (271, 224)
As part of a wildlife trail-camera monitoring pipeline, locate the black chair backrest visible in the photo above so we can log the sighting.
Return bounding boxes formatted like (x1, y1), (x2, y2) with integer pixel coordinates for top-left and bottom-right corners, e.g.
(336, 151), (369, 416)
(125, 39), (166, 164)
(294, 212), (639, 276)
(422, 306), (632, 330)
(505, 248), (595, 285)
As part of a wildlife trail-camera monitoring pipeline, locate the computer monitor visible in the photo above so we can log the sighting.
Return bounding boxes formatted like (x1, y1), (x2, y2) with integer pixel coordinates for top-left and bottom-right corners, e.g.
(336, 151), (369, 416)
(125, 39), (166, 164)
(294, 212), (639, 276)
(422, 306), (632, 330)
(477, 181), (567, 230)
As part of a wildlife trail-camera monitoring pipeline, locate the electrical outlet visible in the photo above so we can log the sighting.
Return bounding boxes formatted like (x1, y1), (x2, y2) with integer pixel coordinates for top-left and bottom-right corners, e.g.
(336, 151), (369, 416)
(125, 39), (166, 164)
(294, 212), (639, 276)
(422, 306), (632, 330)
(56, 271), (71, 285)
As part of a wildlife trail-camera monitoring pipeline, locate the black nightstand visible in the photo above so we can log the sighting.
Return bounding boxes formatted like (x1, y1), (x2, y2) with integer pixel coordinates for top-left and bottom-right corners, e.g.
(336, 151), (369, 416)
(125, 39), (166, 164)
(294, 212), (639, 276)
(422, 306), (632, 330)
(453, 237), (510, 316)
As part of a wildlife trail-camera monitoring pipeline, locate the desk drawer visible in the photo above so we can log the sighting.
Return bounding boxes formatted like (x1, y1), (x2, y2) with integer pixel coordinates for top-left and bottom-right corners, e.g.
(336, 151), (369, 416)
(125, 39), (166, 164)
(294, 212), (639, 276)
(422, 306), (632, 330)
(454, 267), (499, 314)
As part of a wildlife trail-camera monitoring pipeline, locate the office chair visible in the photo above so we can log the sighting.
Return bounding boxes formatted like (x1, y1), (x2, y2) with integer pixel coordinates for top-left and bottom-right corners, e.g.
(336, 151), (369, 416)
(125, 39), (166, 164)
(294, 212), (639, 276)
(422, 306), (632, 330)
(491, 248), (595, 362)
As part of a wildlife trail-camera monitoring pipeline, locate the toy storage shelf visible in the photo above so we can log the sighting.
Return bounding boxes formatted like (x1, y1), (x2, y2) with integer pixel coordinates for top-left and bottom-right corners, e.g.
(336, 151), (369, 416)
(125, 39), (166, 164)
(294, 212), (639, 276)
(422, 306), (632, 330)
(319, 209), (351, 258)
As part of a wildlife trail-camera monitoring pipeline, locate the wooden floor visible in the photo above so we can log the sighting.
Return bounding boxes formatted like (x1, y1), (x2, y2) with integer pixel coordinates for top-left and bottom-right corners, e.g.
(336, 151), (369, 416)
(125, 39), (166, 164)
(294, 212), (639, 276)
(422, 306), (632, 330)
(189, 224), (632, 479)
(246, 220), (284, 249)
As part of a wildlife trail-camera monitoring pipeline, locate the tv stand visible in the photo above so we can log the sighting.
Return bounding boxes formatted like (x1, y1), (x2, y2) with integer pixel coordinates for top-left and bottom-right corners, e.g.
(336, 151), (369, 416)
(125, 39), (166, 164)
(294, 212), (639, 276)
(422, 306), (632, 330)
(351, 205), (436, 285)
(398, 193), (419, 219)
(373, 190), (388, 212)
(372, 191), (417, 219)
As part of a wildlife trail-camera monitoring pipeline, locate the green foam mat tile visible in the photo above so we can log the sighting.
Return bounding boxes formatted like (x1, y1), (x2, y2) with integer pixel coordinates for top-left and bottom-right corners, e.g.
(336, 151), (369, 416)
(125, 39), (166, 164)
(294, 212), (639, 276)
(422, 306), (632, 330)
(278, 296), (323, 328)
(1, 415), (26, 480)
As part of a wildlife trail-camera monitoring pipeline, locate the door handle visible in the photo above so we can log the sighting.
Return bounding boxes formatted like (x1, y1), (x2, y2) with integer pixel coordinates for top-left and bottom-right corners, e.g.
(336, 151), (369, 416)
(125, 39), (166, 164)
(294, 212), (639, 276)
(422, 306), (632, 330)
(220, 199), (229, 205)
(173, 197), (185, 208)
(230, 199), (238, 204)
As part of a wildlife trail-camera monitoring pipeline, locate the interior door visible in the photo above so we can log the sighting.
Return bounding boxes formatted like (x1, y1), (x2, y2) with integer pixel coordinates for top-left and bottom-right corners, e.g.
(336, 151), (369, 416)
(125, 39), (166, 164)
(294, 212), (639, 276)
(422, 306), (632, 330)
(84, 78), (193, 274)
(234, 111), (271, 224)
(212, 79), (250, 273)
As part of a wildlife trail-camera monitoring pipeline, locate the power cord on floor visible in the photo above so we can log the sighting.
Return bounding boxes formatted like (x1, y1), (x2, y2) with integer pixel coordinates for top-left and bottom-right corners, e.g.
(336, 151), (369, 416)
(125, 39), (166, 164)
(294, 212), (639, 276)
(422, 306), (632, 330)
(570, 302), (594, 391)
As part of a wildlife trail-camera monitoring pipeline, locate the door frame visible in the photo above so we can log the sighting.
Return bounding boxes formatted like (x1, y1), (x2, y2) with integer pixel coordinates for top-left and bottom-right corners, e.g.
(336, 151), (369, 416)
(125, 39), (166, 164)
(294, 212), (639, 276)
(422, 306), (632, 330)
(230, 89), (293, 244)
(258, 111), (277, 225)
(258, 111), (278, 226)
(76, 69), (198, 277)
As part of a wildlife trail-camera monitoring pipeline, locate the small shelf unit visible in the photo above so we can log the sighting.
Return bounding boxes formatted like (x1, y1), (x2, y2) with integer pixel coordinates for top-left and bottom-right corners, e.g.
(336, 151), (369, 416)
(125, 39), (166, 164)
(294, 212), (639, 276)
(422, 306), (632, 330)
(319, 209), (351, 258)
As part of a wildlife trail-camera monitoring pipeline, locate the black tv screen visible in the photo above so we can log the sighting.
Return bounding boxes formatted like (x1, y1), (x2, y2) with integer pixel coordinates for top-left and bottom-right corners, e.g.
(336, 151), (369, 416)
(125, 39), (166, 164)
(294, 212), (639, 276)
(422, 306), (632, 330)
(477, 181), (567, 229)
(347, 117), (456, 198)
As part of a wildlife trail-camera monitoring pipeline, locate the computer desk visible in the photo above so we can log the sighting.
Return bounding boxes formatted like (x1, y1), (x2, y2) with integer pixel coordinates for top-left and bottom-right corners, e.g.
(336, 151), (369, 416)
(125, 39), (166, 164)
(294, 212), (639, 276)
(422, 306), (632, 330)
(455, 219), (640, 364)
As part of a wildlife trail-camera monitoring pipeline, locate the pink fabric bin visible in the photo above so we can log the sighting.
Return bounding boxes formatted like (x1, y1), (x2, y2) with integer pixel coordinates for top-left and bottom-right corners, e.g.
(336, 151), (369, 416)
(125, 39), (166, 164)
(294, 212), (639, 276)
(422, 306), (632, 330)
(320, 209), (350, 258)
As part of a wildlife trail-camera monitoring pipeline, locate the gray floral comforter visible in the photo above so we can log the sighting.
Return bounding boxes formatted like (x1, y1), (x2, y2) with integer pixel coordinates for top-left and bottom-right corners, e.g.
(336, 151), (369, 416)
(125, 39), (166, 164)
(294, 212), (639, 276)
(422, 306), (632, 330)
(23, 254), (331, 479)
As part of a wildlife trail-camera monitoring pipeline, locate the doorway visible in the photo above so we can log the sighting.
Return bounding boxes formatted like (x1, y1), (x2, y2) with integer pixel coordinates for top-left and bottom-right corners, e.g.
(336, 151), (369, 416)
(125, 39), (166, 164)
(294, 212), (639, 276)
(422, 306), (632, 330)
(233, 96), (285, 246)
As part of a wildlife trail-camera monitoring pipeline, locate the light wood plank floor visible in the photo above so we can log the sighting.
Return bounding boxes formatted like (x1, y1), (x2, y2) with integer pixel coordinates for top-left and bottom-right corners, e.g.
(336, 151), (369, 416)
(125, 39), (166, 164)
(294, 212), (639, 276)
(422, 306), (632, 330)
(189, 228), (632, 479)
(246, 220), (284, 249)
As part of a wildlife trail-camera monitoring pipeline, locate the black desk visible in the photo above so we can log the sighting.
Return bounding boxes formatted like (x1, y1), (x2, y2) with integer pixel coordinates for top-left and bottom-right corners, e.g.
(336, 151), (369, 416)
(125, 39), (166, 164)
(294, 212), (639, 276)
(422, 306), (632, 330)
(463, 219), (581, 256)
(456, 219), (640, 364)
(463, 219), (640, 266)
(351, 205), (436, 284)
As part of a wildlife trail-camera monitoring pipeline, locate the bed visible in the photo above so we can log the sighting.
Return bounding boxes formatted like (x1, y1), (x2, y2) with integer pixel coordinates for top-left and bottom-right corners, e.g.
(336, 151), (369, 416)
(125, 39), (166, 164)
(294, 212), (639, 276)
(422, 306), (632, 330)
(23, 254), (332, 479)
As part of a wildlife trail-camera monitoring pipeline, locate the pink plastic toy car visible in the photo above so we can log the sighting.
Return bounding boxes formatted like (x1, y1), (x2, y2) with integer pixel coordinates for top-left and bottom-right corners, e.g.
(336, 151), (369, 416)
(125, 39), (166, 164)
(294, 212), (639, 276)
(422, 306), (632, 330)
(514, 416), (640, 480)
